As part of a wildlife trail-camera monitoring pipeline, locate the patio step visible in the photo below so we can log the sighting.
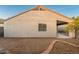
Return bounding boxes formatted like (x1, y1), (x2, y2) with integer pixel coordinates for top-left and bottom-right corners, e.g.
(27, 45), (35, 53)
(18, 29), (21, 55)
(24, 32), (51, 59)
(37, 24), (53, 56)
(58, 33), (70, 38)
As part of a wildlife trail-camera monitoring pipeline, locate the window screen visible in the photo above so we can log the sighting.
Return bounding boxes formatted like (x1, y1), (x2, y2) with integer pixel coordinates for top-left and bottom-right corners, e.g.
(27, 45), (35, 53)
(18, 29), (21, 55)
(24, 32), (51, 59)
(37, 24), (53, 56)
(38, 23), (47, 31)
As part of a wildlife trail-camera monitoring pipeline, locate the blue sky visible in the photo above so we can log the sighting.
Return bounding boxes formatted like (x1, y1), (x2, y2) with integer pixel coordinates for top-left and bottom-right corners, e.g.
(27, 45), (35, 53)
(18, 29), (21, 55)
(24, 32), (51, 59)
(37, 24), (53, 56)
(0, 5), (79, 19)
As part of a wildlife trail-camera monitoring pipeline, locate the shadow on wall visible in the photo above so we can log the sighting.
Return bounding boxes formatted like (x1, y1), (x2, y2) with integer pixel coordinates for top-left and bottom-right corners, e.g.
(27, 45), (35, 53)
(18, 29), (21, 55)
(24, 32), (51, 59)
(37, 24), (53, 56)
(0, 27), (4, 37)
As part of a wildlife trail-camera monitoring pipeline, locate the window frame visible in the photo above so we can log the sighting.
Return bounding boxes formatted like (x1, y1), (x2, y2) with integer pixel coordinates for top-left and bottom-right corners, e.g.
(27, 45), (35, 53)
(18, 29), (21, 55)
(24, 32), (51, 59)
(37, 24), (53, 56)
(38, 23), (47, 32)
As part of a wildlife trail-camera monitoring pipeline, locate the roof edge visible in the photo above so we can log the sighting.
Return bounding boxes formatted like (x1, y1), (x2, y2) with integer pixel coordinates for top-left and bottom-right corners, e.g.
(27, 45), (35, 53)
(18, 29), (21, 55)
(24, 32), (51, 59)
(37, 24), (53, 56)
(5, 6), (73, 22)
(48, 9), (73, 22)
(6, 10), (31, 21)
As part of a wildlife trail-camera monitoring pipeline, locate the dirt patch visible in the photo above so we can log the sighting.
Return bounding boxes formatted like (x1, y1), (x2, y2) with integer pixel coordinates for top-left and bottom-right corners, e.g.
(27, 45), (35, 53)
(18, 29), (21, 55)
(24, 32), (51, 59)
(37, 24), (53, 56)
(0, 38), (79, 54)
(50, 41), (79, 54)
(0, 38), (53, 54)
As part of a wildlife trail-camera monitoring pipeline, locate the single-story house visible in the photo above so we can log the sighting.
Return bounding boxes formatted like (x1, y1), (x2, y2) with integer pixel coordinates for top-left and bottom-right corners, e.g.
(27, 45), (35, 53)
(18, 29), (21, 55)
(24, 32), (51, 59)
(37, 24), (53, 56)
(4, 5), (75, 38)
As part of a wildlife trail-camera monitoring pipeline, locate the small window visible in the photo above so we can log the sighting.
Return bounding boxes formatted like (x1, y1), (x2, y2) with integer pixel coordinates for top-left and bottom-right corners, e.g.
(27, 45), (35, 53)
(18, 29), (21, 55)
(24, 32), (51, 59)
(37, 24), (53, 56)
(39, 8), (44, 10)
(38, 23), (47, 31)
(36, 8), (44, 11)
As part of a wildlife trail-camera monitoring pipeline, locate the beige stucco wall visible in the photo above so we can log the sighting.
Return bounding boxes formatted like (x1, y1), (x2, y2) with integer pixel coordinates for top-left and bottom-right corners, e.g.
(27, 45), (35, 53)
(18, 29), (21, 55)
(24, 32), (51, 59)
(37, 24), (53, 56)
(4, 11), (57, 37)
(4, 10), (72, 37)
(0, 24), (4, 27)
